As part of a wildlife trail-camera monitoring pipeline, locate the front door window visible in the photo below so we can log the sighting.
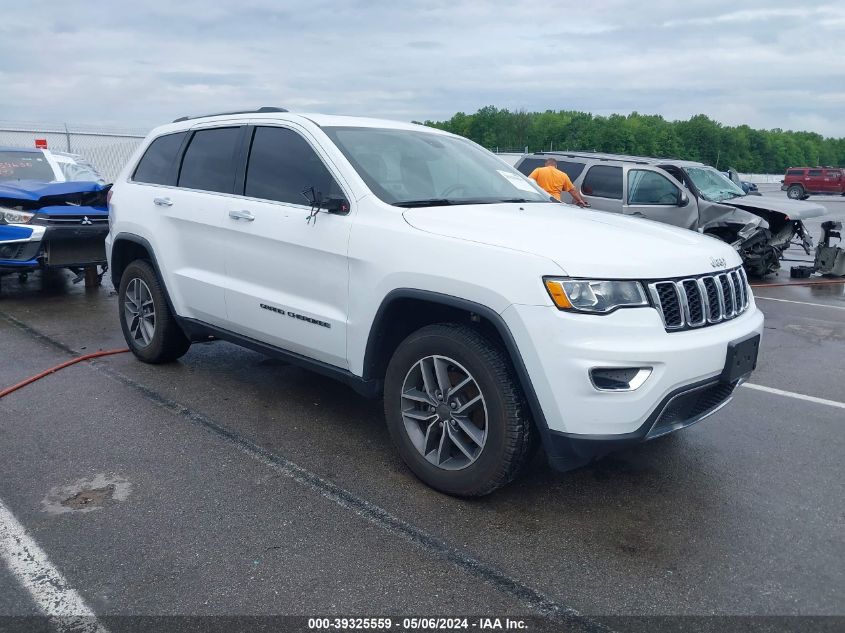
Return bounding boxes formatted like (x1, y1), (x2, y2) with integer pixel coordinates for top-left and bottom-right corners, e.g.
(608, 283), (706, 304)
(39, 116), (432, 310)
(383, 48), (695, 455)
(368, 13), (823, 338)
(628, 170), (680, 205)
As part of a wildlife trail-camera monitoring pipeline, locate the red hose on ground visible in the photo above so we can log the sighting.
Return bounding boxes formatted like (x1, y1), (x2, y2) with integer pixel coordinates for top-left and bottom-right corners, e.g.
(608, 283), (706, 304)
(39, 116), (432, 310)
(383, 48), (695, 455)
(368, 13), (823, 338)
(0, 348), (129, 399)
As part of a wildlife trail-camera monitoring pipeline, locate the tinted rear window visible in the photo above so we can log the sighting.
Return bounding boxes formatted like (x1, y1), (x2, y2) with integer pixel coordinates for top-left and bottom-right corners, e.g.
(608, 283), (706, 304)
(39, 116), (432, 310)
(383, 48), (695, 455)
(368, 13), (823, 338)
(178, 127), (241, 194)
(516, 158), (545, 176)
(582, 165), (623, 199)
(516, 158), (585, 180)
(808, 169), (823, 177)
(0, 151), (55, 182)
(133, 132), (186, 185)
(556, 161), (585, 181)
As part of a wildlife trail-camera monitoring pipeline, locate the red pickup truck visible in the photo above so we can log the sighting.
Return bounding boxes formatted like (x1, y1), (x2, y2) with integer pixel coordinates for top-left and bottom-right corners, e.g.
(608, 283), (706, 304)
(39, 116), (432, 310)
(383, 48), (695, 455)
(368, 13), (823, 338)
(782, 167), (845, 199)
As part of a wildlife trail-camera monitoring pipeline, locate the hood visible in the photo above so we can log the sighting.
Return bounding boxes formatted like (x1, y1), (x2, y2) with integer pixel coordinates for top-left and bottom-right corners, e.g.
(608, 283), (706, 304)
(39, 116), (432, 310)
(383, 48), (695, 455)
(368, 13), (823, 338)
(0, 180), (109, 212)
(0, 180), (107, 202)
(724, 194), (827, 220)
(403, 203), (741, 279)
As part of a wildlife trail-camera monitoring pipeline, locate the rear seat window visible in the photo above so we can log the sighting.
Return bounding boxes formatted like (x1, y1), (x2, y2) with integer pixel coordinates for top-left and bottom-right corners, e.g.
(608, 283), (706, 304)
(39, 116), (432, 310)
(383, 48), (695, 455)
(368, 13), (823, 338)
(582, 165), (623, 199)
(133, 132), (186, 186)
(178, 127), (242, 194)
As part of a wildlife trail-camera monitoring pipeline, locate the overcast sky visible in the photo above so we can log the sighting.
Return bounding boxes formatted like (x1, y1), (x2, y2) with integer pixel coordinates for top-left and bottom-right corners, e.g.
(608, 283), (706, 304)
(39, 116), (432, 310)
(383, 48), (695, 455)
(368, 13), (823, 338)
(2, 0), (844, 135)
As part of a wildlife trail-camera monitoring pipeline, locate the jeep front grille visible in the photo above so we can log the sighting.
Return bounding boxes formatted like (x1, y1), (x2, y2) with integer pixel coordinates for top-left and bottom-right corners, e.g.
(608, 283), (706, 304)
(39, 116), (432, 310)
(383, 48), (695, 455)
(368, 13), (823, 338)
(648, 267), (750, 331)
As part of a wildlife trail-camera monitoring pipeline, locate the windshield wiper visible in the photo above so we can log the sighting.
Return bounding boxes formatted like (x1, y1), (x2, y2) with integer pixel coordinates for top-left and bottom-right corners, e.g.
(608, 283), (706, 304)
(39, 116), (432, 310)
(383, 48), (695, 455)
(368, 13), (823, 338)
(395, 197), (546, 208)
(394, 198), (505, 208)
(394, 198), (456, 208)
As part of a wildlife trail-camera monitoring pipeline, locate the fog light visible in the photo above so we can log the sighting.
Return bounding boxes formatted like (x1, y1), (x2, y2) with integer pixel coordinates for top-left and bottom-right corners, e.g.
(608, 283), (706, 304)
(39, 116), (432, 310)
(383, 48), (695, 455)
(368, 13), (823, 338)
(590, 367), (652, 391)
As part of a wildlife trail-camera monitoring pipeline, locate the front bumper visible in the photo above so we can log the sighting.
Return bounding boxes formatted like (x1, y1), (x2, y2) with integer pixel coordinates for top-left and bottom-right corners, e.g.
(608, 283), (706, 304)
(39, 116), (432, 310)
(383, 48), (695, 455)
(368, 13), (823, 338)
(543, 376), (740, 471)
(0, 225), (45, 270)
(0, 221), (108, 270)
(502, 302), (764, 469)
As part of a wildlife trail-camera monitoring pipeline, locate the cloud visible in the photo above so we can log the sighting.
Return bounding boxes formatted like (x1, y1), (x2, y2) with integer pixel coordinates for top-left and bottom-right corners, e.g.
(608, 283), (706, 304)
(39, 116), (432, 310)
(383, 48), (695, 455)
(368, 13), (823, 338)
(662, 3), (841, 27)
(159, 71), (253, 87)
(407, 41), (441, 50)
(0, 0), (843, 136)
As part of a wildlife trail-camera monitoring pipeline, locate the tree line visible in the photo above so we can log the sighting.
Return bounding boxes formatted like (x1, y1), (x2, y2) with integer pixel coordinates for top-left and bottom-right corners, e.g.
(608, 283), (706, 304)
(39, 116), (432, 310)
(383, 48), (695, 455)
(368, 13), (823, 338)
(419, 107), (845, 174)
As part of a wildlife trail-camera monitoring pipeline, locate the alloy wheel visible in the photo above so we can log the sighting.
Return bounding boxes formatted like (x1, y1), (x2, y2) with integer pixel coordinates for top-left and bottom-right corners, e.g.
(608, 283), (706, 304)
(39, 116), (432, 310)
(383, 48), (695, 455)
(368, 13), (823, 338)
(400, 355), (488, 470)
(124, 278), (156, 347)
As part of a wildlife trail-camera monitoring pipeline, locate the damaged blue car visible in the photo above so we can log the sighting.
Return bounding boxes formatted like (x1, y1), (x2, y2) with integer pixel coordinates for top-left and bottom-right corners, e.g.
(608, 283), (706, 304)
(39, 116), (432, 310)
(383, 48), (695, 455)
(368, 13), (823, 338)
(0, 147), (109, 286)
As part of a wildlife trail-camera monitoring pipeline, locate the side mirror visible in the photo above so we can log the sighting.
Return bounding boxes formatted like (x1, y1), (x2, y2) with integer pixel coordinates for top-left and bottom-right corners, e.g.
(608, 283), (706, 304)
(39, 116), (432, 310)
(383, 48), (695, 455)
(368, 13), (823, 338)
(322, 196), (350, 215)
(678, 192), (689, 207)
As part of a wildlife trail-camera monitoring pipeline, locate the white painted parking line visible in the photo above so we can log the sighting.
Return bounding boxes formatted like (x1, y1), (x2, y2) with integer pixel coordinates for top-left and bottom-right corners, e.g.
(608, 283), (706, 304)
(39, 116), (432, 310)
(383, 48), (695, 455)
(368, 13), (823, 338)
(754, 296), (845, 310)
(742, 383), (845, 410)
(0, 497), (109, 633)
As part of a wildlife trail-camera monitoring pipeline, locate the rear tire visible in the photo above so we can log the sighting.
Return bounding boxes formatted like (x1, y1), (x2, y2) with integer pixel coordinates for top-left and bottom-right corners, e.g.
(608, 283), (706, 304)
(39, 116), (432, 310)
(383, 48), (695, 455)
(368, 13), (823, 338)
(787, 184), (804, 200)
(383, 323), (532, 496)
(118, 260), (190, 363)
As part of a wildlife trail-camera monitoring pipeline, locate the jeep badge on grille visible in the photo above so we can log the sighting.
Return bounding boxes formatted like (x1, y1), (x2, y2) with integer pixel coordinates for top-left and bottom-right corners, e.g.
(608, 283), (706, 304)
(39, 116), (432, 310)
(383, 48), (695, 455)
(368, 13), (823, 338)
(710, 257), (726, 268)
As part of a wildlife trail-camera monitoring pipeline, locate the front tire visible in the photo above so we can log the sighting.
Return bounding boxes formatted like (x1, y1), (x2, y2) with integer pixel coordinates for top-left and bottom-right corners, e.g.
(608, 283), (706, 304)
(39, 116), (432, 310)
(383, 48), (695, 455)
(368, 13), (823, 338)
(787, 184), (804, 200)
(383, 324), (532, 496)
(118, 260), (190, 363)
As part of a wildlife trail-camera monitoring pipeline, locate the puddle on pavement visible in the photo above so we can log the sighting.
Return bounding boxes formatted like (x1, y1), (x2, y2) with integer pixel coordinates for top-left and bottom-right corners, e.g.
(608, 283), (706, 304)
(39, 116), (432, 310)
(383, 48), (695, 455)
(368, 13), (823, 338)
(42, 473), (131, 514)
(60, 484), (116, 510)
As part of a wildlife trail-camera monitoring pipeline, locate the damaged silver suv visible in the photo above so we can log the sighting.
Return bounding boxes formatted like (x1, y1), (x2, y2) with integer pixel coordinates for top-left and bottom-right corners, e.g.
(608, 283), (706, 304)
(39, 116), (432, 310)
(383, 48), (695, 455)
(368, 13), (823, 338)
(515, 152), (827, 277)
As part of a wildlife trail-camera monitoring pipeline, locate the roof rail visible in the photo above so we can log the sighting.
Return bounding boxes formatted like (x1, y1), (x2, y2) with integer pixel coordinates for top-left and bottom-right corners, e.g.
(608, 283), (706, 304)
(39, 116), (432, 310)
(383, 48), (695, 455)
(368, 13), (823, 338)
(172, 106), (288, 123)
(532, 150), (651, 165)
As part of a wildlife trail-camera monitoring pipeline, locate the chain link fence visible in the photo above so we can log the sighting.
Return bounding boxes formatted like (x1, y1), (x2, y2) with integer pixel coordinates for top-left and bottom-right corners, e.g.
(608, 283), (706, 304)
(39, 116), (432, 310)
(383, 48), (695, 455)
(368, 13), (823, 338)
(0, 121), (148, 182)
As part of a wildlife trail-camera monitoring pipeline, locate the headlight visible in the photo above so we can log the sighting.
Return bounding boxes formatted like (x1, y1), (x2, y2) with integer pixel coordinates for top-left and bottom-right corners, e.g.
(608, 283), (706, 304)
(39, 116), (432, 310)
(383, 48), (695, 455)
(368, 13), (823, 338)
(543, 277), (649, 313)
(1, 209), (34, 224)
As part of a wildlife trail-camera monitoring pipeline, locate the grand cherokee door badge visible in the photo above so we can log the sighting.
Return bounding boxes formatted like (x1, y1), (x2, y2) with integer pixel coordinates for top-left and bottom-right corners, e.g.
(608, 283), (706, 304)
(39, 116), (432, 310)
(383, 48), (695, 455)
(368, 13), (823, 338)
(260, 303), (331, 328)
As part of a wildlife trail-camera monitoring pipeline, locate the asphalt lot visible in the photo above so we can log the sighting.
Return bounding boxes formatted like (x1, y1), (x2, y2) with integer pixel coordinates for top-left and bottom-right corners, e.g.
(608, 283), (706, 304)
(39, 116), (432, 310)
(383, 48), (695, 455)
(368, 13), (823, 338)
(0, 191), (843, 632)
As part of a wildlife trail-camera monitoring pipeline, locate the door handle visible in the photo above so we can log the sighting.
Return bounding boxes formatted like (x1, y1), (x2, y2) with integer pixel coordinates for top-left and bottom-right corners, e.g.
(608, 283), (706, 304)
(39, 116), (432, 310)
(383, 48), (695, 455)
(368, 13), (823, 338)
(153, 197), (173, 207)
(228, 209), (255, 221)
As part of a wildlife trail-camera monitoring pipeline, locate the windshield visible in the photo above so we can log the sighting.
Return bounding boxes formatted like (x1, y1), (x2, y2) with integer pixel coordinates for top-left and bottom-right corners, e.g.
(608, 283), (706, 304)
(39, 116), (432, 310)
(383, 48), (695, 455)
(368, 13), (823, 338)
(684, 166), (745, 202)
(55, 156), (106, 184)
(0, 151), (56, 182)
(322, 126), (550, 206)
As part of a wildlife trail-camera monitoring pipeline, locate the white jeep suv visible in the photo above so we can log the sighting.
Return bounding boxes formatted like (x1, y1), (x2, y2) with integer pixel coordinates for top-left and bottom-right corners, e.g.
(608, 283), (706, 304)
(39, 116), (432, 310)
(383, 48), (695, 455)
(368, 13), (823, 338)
(106, 107), (763, 496)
